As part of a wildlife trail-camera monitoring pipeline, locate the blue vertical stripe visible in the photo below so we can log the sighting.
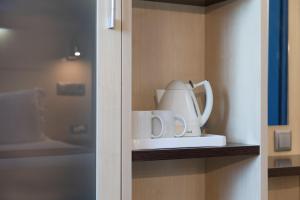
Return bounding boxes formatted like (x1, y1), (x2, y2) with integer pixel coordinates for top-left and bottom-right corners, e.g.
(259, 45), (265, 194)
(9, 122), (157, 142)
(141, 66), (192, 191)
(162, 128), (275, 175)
(268, 0), (288, 125)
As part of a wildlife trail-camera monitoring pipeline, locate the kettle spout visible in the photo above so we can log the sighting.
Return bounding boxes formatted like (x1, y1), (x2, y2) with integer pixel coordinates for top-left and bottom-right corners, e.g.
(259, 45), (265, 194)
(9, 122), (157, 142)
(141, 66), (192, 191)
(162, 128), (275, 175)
(155, 89), (165, 105)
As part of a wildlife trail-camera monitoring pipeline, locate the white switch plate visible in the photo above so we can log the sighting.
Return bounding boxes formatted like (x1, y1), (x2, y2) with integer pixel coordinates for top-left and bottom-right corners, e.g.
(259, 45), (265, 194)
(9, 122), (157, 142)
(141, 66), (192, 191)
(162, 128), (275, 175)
(274, 130), (291, 152)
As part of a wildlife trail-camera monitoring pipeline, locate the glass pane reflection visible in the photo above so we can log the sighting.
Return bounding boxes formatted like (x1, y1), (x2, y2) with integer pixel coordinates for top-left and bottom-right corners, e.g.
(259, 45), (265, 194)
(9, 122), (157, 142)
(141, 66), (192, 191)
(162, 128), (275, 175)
(0, 0), (96, 199)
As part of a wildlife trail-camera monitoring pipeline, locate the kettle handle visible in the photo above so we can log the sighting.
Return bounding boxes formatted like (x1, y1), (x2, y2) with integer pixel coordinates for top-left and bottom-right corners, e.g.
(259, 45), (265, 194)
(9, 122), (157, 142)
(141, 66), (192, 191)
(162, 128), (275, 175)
(190, 80), (213, 127)
(189, 88), (202, 123)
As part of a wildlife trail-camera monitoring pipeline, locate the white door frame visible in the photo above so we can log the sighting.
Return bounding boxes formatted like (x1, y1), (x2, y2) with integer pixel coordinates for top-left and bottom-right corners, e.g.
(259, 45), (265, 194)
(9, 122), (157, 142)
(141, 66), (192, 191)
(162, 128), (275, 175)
(121, 0), (132, 198)
(97, 0), (132, 198)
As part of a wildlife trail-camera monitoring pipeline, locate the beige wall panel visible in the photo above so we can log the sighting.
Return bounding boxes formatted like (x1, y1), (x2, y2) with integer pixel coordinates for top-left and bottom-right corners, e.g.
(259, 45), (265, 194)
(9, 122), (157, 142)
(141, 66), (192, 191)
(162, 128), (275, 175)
(132, 1), (205, 200)
(132, 2), (206, 200)
(133, 159), (205, 200)
(268, 177), (300, 200)
(132, 1), (205, 110)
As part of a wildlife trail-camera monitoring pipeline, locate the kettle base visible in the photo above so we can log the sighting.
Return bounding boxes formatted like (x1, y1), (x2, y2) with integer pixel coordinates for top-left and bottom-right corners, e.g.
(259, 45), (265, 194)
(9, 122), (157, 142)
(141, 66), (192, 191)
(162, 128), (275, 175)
(182, 125), (202, 137)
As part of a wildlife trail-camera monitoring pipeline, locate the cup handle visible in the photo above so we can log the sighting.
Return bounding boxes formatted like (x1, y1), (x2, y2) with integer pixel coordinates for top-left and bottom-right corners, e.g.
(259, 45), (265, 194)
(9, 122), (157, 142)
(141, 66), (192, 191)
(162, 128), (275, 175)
(151, 115), (164, 138)
(174, 115), (187, 137)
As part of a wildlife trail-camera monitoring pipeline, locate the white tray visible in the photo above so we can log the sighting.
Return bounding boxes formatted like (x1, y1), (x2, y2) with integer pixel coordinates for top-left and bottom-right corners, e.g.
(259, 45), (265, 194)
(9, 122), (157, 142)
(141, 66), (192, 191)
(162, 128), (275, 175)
(133, 134), (226, 150)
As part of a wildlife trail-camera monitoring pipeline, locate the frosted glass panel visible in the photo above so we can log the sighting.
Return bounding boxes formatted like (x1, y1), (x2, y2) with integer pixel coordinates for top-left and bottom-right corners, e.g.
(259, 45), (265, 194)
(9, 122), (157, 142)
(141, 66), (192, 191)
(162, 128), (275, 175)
(0, 0), (96, 199)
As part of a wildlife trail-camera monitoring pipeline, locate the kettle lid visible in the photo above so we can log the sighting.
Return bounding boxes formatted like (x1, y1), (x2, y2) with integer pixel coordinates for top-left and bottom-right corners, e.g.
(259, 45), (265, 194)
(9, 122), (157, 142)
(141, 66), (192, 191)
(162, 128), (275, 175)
(166, 80), (190, 90)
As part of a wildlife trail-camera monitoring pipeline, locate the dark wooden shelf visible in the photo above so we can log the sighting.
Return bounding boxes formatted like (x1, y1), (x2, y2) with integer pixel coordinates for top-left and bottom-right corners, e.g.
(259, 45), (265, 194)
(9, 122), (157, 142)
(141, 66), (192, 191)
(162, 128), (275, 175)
(269, 155), (300, 177)
(132, 143), (260, 161)
(143, 0), (228, 6)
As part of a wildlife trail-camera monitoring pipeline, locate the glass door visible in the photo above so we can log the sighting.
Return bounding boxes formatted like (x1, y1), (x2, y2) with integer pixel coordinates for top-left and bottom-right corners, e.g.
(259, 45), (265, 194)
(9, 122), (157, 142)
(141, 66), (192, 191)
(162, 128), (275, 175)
(0, 0), (96, 199)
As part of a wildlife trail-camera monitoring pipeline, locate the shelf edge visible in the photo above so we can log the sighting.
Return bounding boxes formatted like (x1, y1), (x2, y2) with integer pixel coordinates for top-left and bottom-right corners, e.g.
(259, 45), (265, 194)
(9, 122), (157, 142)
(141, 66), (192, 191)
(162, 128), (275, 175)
(133, 144), (260, 161)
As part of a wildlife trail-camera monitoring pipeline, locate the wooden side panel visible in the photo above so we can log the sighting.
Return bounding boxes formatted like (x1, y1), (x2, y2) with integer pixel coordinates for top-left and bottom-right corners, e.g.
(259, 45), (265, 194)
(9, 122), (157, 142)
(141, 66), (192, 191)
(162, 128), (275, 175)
(122, 0), (132, 198)
(261, 0), (269, 199)
(205, 0), (262, 144)
(205, 0), (267, 199)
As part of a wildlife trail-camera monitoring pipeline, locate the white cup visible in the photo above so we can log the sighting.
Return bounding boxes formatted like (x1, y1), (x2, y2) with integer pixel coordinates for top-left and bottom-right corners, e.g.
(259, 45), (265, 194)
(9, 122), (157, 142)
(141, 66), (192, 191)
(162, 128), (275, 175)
(152, 110), (187, 138)
(132, 111), (164, 139)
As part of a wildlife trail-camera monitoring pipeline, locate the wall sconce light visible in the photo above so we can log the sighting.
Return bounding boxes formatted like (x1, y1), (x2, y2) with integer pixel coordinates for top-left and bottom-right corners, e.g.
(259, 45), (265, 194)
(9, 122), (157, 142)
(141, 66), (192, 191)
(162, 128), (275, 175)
(74, 46), (81, 57)
(66, 40), (82, 61)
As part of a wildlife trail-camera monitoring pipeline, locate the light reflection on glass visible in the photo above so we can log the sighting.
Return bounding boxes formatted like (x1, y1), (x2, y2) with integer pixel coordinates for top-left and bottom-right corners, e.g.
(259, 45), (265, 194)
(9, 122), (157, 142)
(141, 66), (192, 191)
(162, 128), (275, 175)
(0, 28), (14, 46)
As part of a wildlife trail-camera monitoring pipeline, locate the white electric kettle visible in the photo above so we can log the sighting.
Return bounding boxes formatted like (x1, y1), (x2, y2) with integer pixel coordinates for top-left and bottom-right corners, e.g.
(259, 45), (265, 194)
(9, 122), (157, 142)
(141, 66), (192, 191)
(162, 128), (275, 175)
(155, 80), (213, 137)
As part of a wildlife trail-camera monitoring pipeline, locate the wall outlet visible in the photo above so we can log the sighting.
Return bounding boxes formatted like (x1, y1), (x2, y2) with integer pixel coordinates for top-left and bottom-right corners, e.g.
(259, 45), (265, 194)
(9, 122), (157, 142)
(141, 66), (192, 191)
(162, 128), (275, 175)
(274, 130), (292, 152)
(57, 83), (85, 96)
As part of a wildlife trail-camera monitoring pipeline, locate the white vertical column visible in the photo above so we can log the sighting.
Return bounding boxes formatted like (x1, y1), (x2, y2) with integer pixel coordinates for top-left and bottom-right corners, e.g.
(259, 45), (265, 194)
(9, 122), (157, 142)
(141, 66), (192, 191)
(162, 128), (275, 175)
(97, 0), (122, 198)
